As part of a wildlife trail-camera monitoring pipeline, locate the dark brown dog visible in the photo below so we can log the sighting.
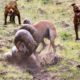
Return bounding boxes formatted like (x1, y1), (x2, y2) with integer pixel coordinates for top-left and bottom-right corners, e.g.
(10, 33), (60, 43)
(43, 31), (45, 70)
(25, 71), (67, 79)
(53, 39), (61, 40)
(4, 0), (21, 25)
(72, 3), (80, 40)
(14, 29), (37, 57)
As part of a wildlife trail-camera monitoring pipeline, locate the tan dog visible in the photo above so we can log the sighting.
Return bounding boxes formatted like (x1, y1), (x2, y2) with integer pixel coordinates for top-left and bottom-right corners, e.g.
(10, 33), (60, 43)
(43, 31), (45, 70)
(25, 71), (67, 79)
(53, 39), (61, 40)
(21, 20), (57, 52)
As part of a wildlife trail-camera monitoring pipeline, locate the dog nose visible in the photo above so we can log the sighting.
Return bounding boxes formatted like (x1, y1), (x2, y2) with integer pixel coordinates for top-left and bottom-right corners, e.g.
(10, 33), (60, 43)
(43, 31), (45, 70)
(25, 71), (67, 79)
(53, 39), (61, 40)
(9, 8), (14, 13)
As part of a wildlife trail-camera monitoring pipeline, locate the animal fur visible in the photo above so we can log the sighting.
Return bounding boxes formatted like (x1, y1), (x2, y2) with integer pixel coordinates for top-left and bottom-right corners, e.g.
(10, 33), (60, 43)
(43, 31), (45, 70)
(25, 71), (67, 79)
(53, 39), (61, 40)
(14, 29), (37, 56)
(20, 20), (57, 52)
(72, 3), (80, 40)
(4, 0), (21, 25)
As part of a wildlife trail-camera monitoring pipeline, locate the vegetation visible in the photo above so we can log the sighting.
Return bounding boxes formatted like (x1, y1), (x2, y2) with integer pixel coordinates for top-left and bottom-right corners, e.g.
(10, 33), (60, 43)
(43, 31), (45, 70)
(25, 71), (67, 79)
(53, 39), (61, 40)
(0, 0), (80, 80)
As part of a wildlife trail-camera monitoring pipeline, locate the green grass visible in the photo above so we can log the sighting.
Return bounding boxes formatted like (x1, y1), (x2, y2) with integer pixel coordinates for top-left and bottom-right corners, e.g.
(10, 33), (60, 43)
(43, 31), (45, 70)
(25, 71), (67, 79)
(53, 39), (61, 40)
(0, 0), (80, 80)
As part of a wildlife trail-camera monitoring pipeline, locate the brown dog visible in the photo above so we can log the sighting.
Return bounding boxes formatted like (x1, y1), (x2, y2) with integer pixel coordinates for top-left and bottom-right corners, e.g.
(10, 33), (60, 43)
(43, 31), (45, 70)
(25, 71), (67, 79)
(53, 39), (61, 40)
(20, 20), (57, 52)
(4, 0), (21, 25)
(72, 3), (80, 40)
(14, 29), (37, 57)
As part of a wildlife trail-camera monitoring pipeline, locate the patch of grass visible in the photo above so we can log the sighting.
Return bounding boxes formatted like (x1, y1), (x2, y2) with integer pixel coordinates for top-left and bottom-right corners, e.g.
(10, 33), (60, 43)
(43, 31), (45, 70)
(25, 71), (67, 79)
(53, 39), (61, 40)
(0, 0), (80, 80)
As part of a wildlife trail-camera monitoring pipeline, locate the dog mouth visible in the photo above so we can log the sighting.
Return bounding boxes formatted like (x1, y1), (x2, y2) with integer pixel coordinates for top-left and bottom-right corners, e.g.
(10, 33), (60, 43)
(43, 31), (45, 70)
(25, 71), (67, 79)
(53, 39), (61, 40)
(8, 9), (14, 15)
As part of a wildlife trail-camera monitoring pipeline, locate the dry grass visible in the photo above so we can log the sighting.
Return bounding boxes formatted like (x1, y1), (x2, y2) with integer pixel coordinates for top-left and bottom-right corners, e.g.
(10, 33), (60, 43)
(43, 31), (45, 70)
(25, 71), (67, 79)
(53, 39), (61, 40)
(0, 0), (80, 80)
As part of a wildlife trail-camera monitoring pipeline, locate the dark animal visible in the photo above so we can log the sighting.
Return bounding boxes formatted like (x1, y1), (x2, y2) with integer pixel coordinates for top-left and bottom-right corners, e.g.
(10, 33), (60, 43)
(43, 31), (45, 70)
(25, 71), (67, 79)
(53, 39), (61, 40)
(20, 20), (57, 52)
(23, 18), (32, 24)
(4, 0), (21, 25)
(14, 29), (37, 57)
(72, 3), (80, 40)
(20, 24), (38, 42)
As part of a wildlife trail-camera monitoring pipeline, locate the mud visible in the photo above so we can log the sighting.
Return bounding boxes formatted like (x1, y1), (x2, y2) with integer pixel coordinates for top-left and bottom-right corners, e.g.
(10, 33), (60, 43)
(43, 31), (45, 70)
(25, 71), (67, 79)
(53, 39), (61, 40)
(4, 45), (61, 80)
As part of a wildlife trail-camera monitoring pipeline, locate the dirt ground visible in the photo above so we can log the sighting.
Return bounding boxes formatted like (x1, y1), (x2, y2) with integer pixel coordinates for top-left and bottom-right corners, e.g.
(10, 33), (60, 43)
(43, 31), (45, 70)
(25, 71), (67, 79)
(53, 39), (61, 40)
(3, 45), (61, 80)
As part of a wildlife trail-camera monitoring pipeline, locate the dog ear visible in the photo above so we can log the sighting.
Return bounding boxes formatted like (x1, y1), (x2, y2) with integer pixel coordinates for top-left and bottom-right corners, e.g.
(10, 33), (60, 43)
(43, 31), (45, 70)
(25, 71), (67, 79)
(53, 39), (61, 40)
(18, 42), (29, 53)
(23, 19), (31, 24)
